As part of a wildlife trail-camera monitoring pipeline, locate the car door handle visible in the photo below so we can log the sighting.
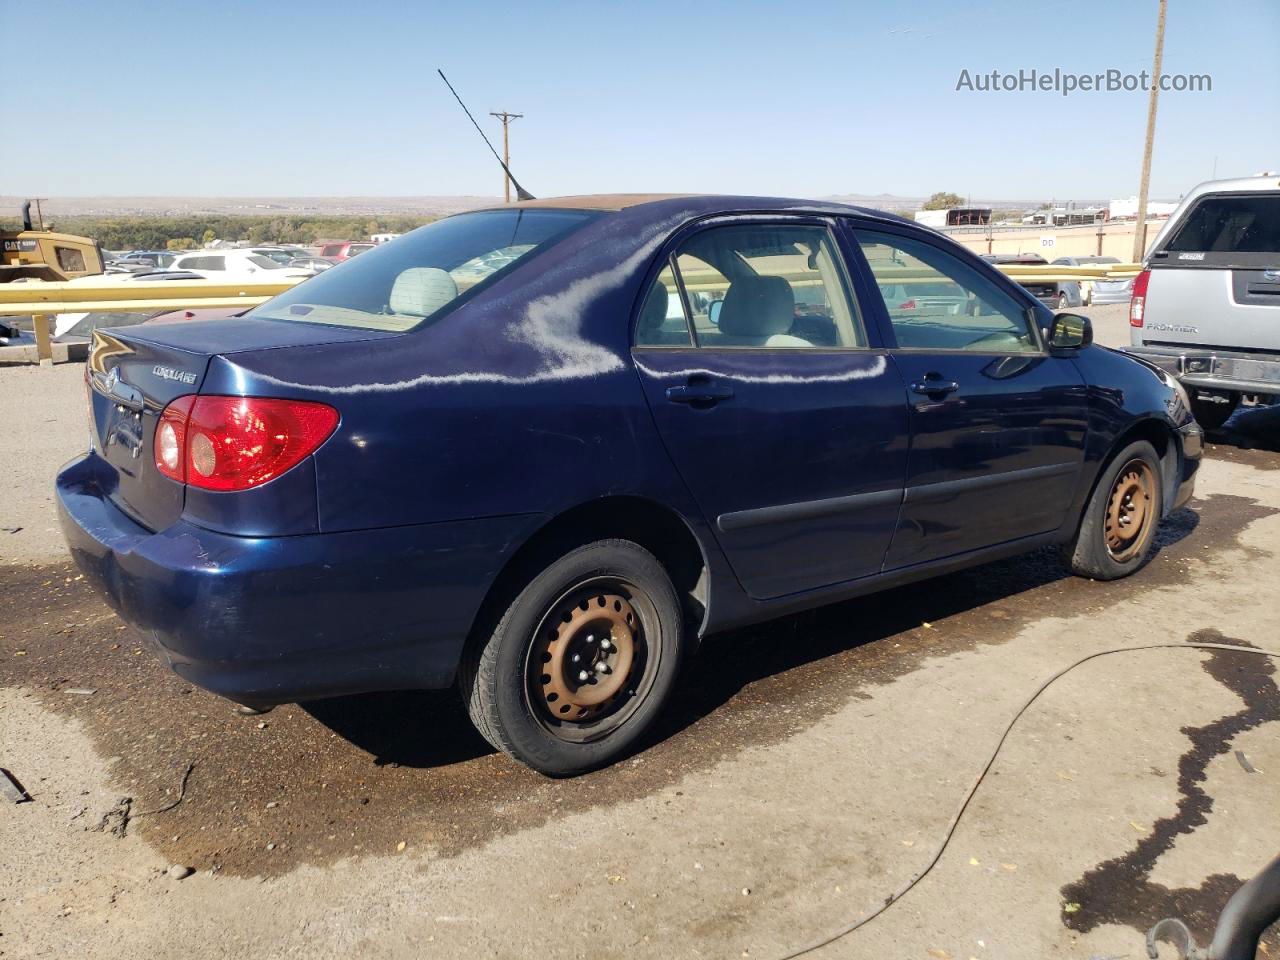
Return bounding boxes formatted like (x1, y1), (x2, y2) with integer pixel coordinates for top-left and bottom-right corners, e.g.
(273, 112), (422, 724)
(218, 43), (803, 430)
(911, 379), (960, 397)
(666, 380), (734, 405)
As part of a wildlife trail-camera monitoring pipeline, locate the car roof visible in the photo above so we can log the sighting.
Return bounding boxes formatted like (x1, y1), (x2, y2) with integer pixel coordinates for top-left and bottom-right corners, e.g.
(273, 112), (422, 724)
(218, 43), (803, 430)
(1182, 174), (1280, 198)
(472, 193), (908, 224)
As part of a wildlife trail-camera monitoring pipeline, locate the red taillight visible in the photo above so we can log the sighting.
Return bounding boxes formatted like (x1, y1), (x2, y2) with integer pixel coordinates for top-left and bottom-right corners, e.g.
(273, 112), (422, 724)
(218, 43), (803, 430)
(1129, 269), (1151, 327)
(154, 395), (195, 482)
(153, 395), (338, 491)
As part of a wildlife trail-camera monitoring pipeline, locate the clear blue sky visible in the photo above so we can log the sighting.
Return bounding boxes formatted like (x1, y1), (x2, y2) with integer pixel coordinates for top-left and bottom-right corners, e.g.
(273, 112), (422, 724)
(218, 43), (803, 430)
(2, 0), (1276, 202)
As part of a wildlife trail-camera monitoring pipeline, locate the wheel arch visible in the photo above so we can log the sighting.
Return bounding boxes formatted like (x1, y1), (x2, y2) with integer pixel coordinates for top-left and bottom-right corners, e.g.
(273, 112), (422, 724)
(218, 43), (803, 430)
(464, 496), (711, 671)
(1087, 416), (1181, 523)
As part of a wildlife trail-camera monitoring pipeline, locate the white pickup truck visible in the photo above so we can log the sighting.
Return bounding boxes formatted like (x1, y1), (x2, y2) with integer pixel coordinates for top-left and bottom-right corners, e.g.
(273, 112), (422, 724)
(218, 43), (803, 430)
(1125, 175), (1280, 429)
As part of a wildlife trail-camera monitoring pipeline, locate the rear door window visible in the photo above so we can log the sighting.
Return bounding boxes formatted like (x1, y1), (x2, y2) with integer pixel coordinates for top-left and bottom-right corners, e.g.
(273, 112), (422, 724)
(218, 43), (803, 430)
(635, 264), (692, 347)
(660, 223), (864, 349)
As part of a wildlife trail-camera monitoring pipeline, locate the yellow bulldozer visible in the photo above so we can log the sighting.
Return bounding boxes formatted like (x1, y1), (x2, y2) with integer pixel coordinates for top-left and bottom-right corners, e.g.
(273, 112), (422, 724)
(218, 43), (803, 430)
(2, 200), (104, 282)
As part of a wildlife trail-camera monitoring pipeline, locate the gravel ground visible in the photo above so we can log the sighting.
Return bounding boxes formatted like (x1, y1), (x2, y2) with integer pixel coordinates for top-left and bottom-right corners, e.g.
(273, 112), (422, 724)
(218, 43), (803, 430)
(2, 315), (1279, 960)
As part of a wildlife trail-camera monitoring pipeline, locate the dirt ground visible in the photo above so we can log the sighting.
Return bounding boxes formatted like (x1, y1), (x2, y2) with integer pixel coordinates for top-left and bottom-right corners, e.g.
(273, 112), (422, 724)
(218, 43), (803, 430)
(2, 304), (1279, 959)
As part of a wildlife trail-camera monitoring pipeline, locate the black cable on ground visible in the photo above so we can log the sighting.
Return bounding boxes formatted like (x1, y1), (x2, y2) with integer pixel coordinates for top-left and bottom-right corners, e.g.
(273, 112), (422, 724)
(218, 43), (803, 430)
(773, 642), (1280, 960)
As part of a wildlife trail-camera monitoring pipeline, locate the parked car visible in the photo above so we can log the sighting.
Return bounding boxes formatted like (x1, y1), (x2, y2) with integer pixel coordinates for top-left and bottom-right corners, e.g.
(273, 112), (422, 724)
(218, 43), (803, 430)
(980, 252), (1083, 309)
(58, 195), (1201, 776)
(1051, 255), (1124, 305)
(288, 256), (335, 276)
(167, 249), (312, 281)
(1125, 175), (1280, 430)
(118, 250), (181, 269)
(53, 271), (210, 338)
(317, 241), (375, 261)
(249, 245), (311, 265)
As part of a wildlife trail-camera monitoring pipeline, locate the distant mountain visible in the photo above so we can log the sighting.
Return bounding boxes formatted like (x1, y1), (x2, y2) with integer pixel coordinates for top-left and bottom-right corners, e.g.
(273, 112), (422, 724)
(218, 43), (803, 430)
(818, 193), (1099, 211)
(0, 196), (502, 219)
(3, 192), (1115, 220)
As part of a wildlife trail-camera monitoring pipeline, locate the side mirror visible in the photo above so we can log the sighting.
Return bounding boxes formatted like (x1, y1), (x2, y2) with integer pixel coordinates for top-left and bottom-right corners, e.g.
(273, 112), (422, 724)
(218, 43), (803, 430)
(1049, 312), (1092, 350)
(707, 299), (724, 326)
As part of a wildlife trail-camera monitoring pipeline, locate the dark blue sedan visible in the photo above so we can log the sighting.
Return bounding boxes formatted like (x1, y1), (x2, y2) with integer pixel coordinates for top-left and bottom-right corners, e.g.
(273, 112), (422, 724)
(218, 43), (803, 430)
(58, 195), (1202, 775)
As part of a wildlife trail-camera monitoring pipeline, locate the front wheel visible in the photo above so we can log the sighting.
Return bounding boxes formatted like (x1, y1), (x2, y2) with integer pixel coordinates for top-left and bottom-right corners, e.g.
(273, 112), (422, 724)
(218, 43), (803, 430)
(1065, 439), (1163, 581)
(460, 539), (685, 776)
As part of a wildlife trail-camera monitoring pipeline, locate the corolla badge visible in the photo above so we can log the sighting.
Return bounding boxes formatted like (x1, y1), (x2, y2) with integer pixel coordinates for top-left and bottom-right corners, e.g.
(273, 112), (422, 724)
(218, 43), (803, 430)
(152, 365), (197, 385)
(1265, 269), (1280, 282)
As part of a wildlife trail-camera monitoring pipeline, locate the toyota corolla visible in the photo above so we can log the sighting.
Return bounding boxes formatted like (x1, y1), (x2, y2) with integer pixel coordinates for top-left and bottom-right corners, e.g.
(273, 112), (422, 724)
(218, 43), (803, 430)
(58, 195), (1201, 775)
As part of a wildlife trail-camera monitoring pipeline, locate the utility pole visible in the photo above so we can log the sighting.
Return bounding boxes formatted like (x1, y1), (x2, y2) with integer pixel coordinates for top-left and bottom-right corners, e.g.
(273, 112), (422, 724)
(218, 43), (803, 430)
(489, 110), (523, 203)
(1132, 0), (1167, 262)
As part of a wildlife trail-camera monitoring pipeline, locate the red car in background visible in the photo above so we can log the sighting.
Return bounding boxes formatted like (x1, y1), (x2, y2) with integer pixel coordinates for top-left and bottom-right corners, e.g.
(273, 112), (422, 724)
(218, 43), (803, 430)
(317, 241), (375, 262)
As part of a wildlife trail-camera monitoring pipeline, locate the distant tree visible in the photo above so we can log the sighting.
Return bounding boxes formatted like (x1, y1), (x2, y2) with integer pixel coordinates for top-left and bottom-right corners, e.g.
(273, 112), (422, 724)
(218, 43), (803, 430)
(166, 237), (196, 251)
(923, 191), (966, 210)
(31, 214), (439, 251)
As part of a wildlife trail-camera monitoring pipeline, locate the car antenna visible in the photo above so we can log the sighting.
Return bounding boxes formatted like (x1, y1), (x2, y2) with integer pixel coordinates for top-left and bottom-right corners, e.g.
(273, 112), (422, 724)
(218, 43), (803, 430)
(437, 69), (536, 201)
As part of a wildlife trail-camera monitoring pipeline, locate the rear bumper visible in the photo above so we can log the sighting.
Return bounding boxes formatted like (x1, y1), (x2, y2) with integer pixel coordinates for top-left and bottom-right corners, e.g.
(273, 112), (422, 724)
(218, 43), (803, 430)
(56, 453), (542, 708)
(1089, 289), (1131, 305)
(1126, 345), (1280, 399)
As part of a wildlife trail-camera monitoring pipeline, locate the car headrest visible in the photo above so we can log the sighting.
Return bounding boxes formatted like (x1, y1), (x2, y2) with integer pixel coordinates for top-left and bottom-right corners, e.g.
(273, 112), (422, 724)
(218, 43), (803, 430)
(718, 276), (795, 338)
(389, 267), (458, 317)
(639, 283), (669, 332)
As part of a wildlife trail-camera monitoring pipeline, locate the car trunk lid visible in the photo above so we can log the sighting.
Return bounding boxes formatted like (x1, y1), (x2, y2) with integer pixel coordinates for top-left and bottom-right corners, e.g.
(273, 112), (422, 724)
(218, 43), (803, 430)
(88, 329), (212, 531)
(87, 318), (396, 530)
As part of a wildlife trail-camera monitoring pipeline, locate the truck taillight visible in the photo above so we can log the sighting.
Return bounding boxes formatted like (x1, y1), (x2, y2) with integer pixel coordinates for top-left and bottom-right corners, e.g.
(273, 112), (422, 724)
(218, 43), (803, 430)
(154, 395), (338, 491)
(1129, 269), (1151, 327)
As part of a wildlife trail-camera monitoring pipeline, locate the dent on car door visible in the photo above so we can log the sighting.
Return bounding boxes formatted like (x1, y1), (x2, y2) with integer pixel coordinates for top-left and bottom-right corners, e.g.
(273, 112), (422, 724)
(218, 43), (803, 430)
(631, 219), (910, 600)
(849, 227), (1089, 568)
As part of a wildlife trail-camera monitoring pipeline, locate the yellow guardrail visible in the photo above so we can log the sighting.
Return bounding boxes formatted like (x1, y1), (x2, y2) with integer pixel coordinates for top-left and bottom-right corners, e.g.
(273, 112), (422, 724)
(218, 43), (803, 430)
(0, 278), (301, 362)
(0, 262), (1142, 363)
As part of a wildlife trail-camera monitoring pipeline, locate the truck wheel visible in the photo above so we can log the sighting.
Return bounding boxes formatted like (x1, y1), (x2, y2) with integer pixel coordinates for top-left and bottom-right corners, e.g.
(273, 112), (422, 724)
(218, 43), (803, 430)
(1065, 439), (1163, 581)
(460, 539), (685, 777)
(1190, 392), (1238, 431)
(1057, 291), (1070, 310)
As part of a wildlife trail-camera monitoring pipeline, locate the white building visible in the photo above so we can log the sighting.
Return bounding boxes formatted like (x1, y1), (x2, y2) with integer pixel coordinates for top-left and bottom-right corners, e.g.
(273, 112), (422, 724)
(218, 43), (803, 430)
(1108, 196), (1179, 221)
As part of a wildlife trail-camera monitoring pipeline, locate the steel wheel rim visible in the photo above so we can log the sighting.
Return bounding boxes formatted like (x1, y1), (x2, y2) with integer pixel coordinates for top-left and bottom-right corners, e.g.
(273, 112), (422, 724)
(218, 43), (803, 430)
(1104, 458), (1157, 562)
(523, 577), (658, 743)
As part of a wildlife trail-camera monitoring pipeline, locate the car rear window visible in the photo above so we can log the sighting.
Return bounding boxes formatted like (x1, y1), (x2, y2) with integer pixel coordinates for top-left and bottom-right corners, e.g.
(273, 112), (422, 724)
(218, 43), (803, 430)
(249, 209), (600, 331)
(1160, 193), (1280, 263)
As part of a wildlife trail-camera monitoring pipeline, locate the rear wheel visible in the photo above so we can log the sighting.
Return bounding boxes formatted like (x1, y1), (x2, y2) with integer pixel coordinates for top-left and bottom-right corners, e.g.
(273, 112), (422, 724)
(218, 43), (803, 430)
(1057, 291), (1070, 310)
(460, 539), (685, 776)
(1065, 439), (1163, 580)
(1190, 390), (1238, 431)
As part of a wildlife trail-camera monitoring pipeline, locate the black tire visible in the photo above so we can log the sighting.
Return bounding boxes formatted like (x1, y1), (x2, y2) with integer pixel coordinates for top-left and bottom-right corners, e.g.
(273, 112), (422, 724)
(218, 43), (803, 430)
(1057, 291), (1070, 310)
(459, 539), (685, 777)
(1190, 392), (1238, 432)
(1065, 439), (1163, 581)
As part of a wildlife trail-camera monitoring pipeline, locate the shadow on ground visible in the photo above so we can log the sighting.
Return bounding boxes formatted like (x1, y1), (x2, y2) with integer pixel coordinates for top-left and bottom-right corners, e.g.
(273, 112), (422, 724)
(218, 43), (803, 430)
(1203, 404), (1280, 469)
(0, 493), (1268, 881)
